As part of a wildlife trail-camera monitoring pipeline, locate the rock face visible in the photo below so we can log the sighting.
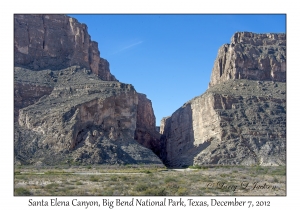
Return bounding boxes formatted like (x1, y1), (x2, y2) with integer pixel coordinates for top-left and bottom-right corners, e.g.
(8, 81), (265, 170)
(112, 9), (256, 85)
(160, 32), (286, 167)
(14, 79), (53, 121)
(134, 94), (162, 156)
(14, 14), (117, 81)
(14, 15), (162, 166)
(209, 32), (286, 87)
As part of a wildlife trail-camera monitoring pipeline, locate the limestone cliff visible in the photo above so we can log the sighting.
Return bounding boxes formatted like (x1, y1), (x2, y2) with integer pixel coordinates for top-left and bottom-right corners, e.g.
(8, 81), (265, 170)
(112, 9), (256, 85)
(14, 14), (117, 120)
(14, 15), (162, 166)
(14, 14), (117, 81)
(160, 32), (286, 167)
(209, 32), (286, 87)
(134, 94), (162, 156)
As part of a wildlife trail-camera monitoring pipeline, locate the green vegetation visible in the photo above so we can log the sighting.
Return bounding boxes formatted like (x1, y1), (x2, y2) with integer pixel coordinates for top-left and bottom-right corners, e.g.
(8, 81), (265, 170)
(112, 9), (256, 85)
(13, 165), (286, 196)
(188, 165), (209, 169)
(89, 176), (99, 182)
(45, 183), (59, 189)
(15, 187), (31, 196)
(75, 181), (83, 185)
(269, 166), (286, 176)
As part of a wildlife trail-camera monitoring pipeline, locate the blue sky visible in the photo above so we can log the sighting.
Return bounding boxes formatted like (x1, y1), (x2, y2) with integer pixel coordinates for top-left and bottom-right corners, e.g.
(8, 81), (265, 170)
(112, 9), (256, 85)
(69, 14), (286, 126)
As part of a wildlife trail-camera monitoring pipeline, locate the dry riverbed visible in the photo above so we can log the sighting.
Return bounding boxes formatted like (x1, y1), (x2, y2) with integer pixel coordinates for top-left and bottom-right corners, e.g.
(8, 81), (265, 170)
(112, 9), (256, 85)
(14, 165), (286, 196)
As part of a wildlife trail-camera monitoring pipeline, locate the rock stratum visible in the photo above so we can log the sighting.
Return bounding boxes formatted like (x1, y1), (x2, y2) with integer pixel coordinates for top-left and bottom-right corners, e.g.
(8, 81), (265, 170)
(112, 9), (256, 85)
(209, 32), (286, 87)
(160, 32), (286, 167)
(14, 14), (162, 166)
(14, 14), (116, 81)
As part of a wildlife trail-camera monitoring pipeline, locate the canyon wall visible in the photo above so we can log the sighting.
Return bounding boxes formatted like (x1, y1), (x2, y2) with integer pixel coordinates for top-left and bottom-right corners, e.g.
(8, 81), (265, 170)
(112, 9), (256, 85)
(134, 93), (162, 156)
(14, 15), (162, 166)
(209, 32), (286, 87)
(14, 14), (117, 81)
(160, 32), (286, 167)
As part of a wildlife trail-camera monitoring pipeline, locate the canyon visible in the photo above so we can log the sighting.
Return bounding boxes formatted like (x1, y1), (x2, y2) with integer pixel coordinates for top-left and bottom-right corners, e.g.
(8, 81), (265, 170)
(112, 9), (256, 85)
(14, 15), (286, 168)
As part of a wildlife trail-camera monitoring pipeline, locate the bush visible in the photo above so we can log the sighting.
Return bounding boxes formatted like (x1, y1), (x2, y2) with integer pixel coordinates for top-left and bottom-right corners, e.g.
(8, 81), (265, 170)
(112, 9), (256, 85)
(45, 183), (59, 189)
(188, 165), (208, 169)
(75, 181), (83, 185)
(144, 187), (166, 196)
(90, 176), (99, 182)
(110, 176), (118, 181)
(252, 165), (269, 174)
(270, 167), (286, 176)
(134, 183), (148, 192)
(164, 177), (177, 183)
(101, 187), (114, 196)
(15, 187), (31, 196)
(120, 176), (128, 181)
(177, 187), (188, 196)
(14, 171), (21, 175)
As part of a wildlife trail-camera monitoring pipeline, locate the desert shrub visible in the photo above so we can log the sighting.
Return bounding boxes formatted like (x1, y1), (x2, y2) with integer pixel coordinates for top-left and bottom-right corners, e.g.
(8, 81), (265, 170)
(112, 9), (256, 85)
(166, 182), (179, 190)
(134, 183), (148, 192)
(141, 170), (152, 174)
(15, 175), (28, 180)
(189, 165), (208, 169)
(110, 176), (118, 181)
(120, 176), (128, 181)
(252, 165), (269, 174)
(144, 187), (166, 196)
(101, 188), (113, 196)
(270, 167), (286, 176)
(14, 171), (21, 175)
(45, 183), (59, 189)
(177, 187), (188, 196)
(75, 181), (83, 185)
(90, 176), (99, 182)
(271, 177), (279, 183)
(15, 187), (31, 196)
(164, 176), (177, 183)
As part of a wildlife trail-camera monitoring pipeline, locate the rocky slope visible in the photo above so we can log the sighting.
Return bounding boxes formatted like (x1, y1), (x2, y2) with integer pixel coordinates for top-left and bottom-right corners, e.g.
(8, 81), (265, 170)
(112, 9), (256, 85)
(160, 32), (286, 167)
(14, 15), (162, 166)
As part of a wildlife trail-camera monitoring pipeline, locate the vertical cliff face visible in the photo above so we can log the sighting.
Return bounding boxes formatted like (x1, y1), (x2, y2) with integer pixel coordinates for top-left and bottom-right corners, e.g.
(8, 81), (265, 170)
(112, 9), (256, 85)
(160, 93), (222, 167)
(209, 32), (286, 87)
(161, 81), (286, 167)
(14, 14), (117, 81)
(134, 93), (162, 156)
(160, 32), (286, 167)
(14, 15), (162, 166)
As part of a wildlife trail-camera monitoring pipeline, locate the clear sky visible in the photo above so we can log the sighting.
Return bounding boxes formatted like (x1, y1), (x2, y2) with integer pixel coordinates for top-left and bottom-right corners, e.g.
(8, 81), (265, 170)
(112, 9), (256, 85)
(69, 14), (286, 126)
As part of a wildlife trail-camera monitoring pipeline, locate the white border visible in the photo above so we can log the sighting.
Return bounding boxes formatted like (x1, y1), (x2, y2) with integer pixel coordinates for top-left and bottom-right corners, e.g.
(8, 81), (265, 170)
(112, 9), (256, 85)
(2, 1), (297, 209)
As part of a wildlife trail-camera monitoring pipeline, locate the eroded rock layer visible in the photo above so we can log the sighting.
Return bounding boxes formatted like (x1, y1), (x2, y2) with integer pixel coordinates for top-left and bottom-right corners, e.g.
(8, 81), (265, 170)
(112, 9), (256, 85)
(14, 14), (117, 81)
(160, 32), (286, 167)
(209, 32), (286, 87)
(15, 67), (162, 165)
